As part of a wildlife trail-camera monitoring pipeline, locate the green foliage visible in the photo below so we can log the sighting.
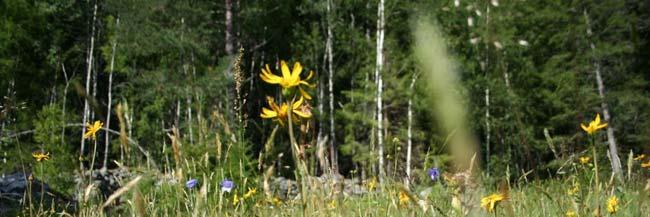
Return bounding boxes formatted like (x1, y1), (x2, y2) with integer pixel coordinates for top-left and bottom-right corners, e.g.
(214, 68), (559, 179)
(33, 104), (76, 193)
(1, 2), (650, 215)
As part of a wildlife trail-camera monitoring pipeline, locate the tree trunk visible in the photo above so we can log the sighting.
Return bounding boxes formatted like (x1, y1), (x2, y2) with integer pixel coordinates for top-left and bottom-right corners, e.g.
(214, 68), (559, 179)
(225, 0), (234, 55)
(326, 0), (337, 174)
(103, 18), (119, 169)
(405, 74), (417, 187)
(583, 10), (623, 180)
(81, 2), (98, 172)
(61, 64), (70, 145)
(375, 0), (385, 183)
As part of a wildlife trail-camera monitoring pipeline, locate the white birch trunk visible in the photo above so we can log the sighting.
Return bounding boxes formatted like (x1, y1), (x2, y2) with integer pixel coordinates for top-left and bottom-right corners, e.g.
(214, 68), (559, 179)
(583, 10), (623, 179)
(375, 0), (385, 183)
(484, 3), (492, 176)
(81, 3), (98, 171)
(103, 18), (119, 169)
(326, 0), (337, 173)
(405, 74), (417, 186)
(225, 0), (234, 55)
(61, 64), (70, 145)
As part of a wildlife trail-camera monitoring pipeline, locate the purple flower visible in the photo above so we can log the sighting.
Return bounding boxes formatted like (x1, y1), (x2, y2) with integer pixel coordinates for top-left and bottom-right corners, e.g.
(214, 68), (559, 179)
(221, 179), (234, 192)
(186, 179), (199, 189)
(428, 168), (440, 181)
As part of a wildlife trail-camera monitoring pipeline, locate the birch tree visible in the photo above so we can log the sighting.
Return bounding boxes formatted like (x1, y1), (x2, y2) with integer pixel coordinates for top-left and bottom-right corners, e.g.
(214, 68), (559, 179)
(405, 74), (417, 186)
(80, 2), (98, 172)
(375, 0), (385, 182)
(584, 10), (623, 179)
(103, 18), (119, 169)
(326, 0), (337, 173)
(225, 0), (234, 56)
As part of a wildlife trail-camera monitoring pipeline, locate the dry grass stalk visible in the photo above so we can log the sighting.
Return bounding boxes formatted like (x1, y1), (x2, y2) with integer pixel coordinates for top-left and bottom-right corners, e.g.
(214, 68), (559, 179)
(116, 103), (130, 160)
(102, 176), (142, 208)
(167, 126), (183, 180)
(133, 190), (146, 217)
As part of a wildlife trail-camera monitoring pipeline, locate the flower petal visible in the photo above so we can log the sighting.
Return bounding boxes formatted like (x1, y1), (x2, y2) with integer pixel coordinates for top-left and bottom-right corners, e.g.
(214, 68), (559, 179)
(299, 87), (312, 100)
(305, 70), (314, 81)
(293, 109), (312, 118)
(292, 62), (303, 83)
(281, 61), (291, 80)
(260, 108), (277, 118)
(292, 97), (304, 110)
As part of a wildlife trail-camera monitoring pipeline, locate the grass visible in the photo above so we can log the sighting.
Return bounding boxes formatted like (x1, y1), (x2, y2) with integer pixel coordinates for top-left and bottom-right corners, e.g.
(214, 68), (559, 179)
(21, 158), (646, 217)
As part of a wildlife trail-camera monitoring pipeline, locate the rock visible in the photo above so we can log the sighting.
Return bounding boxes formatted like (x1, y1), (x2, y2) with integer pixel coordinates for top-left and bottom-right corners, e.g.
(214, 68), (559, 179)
(0, 172), (74, 216)
(76, 167), (132, 204)
(270, 174), (368, 200)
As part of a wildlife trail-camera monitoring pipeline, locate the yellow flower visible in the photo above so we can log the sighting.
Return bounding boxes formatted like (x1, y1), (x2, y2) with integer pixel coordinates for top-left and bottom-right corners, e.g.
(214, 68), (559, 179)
(567, 183), (580, 196)
(565, 210), (577, 217)
(32, 151), (50, 162)
(83, 120), (103, 140)
(579, 156), (590, 164)
(327, 200), (336, 209)
(634, 154), (645, 161)
(233, 194), (240, 206)
(259, 61), (315, 99)
(271, 197), (282, 206)
(243, 188), (257, 199)
(607, 195), (618, 214)
(641, 160), (650, 168)
(580, 113), (607, 135)
(398, 191), (410, 206)
(260, 97), (311, 125)
(367, 177), (377, 191)
(481, 193), (506, 213)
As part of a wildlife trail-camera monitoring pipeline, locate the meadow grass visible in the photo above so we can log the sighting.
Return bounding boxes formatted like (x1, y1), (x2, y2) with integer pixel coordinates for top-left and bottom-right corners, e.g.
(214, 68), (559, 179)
(37, 161), (644, 217)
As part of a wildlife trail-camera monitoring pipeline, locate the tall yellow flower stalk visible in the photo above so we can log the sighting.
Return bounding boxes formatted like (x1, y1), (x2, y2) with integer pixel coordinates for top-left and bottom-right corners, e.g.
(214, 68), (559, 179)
(259, 60), (316, 206)
(581, 113), (608, 211)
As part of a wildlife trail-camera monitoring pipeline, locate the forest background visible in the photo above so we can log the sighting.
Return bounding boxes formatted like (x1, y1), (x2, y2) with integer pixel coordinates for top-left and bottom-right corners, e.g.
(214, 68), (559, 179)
(1, 0), (649, 201)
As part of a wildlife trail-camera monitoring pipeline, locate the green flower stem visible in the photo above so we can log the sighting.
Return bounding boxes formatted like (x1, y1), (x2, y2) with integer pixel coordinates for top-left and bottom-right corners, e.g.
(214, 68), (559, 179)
(591, 135), (601, 213)
(286, 96), (309, 210)
(39, 162), (44, 206)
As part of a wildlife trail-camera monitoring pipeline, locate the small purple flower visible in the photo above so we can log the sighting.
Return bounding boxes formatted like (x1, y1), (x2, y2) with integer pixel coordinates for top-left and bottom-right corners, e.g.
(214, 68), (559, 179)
(428, 168), (440, 181)
(186, 179), (199, 189)
(221, 179), (234, 192)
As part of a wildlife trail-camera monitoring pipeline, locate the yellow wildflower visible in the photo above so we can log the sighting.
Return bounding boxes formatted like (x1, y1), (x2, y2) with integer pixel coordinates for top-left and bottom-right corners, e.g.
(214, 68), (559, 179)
(398, 191), (410, 206)
(634, 154), (646, 161)
(260, 97), (311, 125)
(481, 193), (506, 213)
(607, 195), (618, 214)
(243, 188), (257, 199)
(567, 183), (580, 196)
(641, 160), (650, 168)
(580, 113), (607, 135)
(32, 151), (50, 162)
(579, 156), (590, 164)
(565, 210), (577, 217)
(233, 194), (240, 206)
(328, 200), (336, 209)
(84, 120), (103, 140)
(259, 61), (315, 99)
(367, 177), (377, 191)
(271, 197), (282, 206)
